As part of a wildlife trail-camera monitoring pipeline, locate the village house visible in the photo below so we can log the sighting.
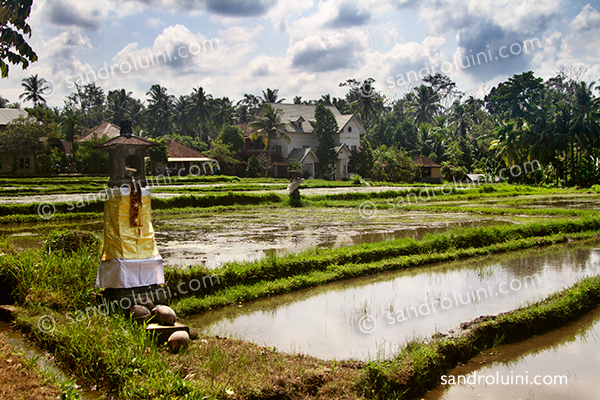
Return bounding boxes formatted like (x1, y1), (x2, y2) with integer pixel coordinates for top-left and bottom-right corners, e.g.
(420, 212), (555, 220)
(0, 108), (35, 175)
(239, 103), (367, 179)
(413, 156), (442, 183)
(155, 139), (219, 176)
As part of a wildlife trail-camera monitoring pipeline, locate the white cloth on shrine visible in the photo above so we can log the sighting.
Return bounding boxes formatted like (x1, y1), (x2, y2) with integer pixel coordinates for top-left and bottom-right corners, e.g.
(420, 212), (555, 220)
(95, 255), (164, 288)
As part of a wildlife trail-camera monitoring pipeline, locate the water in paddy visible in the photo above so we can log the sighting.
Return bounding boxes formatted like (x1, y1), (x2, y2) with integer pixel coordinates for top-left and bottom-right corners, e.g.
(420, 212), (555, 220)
(0, 209), (511, 268)
(422, 304), (600, 400)
(187, 240), (600, 360)
(154, 210), (508, 268)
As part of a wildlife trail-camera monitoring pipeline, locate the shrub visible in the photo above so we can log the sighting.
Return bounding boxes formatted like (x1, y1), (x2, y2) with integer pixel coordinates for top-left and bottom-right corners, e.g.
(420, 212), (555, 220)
(43, 229), (100, 254)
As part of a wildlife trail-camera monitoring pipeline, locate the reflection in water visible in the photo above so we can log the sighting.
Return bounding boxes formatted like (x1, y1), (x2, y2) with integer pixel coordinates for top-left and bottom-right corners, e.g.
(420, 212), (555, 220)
(187, 240), (600, 360)
(0, 208), (510, 268)
(423, 305), (600, 400)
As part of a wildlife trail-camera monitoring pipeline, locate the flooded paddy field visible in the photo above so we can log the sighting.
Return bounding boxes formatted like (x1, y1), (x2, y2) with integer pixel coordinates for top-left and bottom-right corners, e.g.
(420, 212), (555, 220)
(422, 304), (600, 400)
(186, 240), (600, 360)
(0, 207), (521, 268)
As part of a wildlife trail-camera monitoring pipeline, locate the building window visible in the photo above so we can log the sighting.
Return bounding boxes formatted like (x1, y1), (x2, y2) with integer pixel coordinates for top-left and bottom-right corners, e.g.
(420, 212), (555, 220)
(275, 145), (282, 154)
(19, 158), (30, 169)
(348, 126), (352, 133)
(351, 145), (357, 152)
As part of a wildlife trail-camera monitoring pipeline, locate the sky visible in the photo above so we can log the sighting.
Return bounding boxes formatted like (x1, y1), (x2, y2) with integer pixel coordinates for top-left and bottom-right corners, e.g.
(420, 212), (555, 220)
(1, 0), (599, 108)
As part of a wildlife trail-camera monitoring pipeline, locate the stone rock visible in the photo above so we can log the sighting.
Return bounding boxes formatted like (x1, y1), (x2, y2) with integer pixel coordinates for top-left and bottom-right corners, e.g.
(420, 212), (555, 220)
(152, 305), (176, 326)
(188, 327), (199, 340)
(134, 295), (154, 310)
(130, 305), (151, 324)
(167, 330), (190, 354)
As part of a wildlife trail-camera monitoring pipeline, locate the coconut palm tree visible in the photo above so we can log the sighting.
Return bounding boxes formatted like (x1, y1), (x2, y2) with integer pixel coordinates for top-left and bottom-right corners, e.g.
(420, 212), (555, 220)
(146, 84), (174, 137)
(262, 88), (284, 103)
(249, 104), (289, 175)
(211, 97), (234, 131)
(19, 74), (50, 106)
(407, 84), (441, 125)
(106, 88), (133, 125)
(172, 95), (192, 136)
(188, 86), (214, 141)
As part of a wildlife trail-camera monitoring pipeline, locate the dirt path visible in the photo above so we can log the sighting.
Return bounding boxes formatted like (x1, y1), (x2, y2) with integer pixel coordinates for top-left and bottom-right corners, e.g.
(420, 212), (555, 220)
(0, 332), (61, 400)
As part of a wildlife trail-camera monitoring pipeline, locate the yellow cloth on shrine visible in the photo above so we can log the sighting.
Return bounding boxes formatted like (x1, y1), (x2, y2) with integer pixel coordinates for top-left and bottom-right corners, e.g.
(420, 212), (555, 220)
(101, 192), (159, 261)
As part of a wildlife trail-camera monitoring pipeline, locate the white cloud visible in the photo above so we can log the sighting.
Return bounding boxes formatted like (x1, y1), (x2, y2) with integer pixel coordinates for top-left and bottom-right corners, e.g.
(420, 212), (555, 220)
(569, 4), (600, 32)
(145, 17), (165, 28)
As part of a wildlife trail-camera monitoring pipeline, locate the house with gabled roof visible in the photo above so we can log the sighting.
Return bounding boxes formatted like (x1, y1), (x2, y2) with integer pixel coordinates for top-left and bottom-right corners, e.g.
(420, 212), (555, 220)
(76, 122), (121, 143)
(240, 103), (366, 179)
(0, 109), (37, 175)
(155, 139), (219, 175)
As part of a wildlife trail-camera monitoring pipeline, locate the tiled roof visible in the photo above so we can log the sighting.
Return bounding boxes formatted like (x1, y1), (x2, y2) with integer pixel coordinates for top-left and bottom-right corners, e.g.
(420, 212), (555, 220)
(258, 103), (363, 135)
(287, 147), (319, 164)
(76, 122), (121, 142)
(166, 139), (207, 159)
(94, 134), (156, 148)
(413, 156), (441, 167)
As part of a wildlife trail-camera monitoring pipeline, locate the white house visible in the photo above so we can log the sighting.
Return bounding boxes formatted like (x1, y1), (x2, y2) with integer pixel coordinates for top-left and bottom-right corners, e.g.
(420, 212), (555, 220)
(244, 103), (366, 179)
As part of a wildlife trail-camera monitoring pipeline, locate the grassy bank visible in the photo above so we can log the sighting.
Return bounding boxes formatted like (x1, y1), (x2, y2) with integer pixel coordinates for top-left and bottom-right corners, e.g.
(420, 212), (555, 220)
(4, 236), (600, 399)
(164, 216), (600, 315)
(358, 273), (600, 399)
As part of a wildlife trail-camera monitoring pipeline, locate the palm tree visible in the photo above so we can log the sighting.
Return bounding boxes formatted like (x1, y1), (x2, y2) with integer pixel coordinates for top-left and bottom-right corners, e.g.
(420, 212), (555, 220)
(249, 104), (289, 175)
(106, 88), (133, 125)
(569, 81), (596, 184)
(188, 87), (214, 141)
(343, 78), (384, 127)
(172, 95), (192, 136)
(146, 84), (174, 137)
(211, 97), (234, 131)
(522, 107), (565, 184)
(60, 111), (83, 144)
(449, 100), (469, 138)
(19, 74), (50, 106)
(406, 84), (441, 125)
(489, 120), (523, 173)
(262, 88), (284, 103)
(0, 96), (9, 108)
(126, 99), (147, 135)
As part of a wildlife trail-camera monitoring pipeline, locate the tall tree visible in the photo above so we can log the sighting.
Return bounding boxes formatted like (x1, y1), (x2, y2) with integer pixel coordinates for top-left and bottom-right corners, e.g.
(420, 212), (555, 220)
(262, 88), (284, 103)
(311, 103), (339, 179)
(249, 104), (288, 174)
(172, 95), (192, 136)
(0, 0), (37, 78)
(188, 86), (213, 141)
(19, 74), (50, 106)
(341, 78), (384, 128)
(146, 84), (174, 137)
(406, 84), (441, 125)
(64, 83), (106, 128)
(211, 97), (234, 131)
(106, 88), (134, 125)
